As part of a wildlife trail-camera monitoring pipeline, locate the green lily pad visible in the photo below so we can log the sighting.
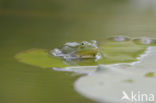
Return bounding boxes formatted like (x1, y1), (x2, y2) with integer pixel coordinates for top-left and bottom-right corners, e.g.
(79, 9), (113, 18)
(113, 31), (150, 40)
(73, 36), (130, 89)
(15, 49), (67, 68)
(98, 40), (147, 64)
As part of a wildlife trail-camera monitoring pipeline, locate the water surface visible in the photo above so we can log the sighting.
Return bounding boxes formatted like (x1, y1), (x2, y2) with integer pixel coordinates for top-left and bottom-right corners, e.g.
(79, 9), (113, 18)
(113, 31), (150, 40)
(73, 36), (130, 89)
(1, 0), (156, 103)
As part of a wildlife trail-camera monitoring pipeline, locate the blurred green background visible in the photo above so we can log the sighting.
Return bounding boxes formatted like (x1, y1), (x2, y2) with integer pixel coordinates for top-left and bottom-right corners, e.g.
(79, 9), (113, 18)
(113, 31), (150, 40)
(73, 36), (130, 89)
(0, 0), (156, 103)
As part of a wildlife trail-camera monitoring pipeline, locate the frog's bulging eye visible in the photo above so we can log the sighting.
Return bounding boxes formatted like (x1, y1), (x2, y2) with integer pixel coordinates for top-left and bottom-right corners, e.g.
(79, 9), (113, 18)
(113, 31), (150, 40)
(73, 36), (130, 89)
(81, 43), (84, 45)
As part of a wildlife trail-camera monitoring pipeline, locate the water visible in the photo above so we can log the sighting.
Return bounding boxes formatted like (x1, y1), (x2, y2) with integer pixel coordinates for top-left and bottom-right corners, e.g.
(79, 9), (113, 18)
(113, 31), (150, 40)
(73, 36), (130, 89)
(1, 0), (156, 103)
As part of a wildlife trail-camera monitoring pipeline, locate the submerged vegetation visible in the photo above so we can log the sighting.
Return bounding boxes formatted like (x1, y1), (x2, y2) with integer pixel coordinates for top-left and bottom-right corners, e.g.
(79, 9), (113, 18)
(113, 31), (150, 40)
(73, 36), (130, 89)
(145, 72), (155, 78)
(123, 79), (134, 83)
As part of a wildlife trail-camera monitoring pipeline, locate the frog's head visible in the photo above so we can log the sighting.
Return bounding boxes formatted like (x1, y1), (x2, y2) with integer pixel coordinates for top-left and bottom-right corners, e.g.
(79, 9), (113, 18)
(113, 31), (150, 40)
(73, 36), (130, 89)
(52, 40), (99, 59)
(75, 40), (99, 59)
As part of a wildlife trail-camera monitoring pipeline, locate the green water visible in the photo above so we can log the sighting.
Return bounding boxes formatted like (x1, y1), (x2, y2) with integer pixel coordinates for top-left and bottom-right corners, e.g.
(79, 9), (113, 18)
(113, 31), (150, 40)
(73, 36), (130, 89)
(1, 0), (156, 103)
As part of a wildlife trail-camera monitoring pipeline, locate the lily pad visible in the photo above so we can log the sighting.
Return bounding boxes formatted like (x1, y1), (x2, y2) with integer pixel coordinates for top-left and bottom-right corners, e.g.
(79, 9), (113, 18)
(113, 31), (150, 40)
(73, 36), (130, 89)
(15, 49), (67, 68)
(98, 40), (147, 64)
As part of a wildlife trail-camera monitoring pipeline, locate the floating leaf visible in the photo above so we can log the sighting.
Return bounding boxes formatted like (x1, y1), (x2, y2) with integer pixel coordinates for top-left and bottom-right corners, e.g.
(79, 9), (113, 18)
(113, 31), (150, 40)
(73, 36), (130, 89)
(15, 49), (67, 68)
(98, 40), (147, 64)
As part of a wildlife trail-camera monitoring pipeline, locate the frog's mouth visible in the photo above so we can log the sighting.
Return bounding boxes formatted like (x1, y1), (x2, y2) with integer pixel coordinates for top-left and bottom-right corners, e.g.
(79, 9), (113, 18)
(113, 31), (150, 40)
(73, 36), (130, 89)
(75, 49), (99, 59)
(51, 47), (100, 60)
(61, 48), (101, 66)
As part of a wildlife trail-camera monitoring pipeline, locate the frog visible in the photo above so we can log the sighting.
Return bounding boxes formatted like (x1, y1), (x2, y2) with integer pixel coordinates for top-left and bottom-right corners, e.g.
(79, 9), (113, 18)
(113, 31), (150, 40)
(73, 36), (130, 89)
(51, 40), (100, 60)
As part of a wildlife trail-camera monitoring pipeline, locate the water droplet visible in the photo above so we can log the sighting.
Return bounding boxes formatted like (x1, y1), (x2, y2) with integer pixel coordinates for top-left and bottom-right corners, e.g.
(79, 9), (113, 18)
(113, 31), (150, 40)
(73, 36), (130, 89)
(141, 37), (153, 44)
(113, 36), (126, 42)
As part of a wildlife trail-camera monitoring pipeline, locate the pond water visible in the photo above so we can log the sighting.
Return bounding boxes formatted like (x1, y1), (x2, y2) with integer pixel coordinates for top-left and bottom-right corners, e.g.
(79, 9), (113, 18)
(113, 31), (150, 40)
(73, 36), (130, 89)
(1, 0), (156, 103)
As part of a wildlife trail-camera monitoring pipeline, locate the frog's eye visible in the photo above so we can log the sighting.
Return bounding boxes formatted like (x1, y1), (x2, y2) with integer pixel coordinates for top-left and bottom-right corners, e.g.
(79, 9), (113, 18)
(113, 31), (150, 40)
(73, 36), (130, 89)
(81, 43), (85, 45)
(81, 41), (88, 46)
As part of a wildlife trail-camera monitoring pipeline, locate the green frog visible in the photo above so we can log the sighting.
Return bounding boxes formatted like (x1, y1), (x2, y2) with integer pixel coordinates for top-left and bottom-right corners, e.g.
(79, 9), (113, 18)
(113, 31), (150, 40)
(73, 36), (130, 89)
(51, 40), (100, 60)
